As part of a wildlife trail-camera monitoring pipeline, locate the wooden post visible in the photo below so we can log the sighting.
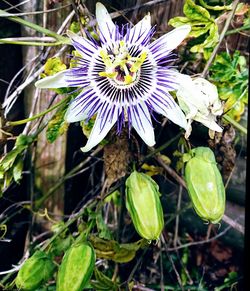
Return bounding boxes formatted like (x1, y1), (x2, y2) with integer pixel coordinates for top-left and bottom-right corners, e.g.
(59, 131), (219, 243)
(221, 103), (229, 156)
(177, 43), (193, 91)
(21, 1), (71, 224)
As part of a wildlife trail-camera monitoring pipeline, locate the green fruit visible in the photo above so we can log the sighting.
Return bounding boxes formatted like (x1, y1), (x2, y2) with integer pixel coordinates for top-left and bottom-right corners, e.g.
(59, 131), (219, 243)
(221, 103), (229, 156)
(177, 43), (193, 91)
(56, 242), (95, 291)
(125, 170), (164, 240)
(16, 250), (55, 290)
(185, 147), (225, 223)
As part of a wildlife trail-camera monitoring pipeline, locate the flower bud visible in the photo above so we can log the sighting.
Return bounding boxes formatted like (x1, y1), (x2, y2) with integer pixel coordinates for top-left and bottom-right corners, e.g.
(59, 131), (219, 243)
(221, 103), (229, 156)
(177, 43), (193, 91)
(16, 250), (55, 290)
(184, 147), (225, 223)
(56, 242), (95, 291)
(125, 171), (164, 240)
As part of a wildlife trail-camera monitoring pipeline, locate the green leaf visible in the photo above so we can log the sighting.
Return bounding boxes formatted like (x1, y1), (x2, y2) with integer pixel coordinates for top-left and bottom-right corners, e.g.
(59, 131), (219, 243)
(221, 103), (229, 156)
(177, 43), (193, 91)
(169, 16), (211, 38)
(96, 212), (113, 240)
(44, 57), (66, 76)
(69, 21), (81, 33)
(190, 23), (218, 53)
(168, 16), (191, 27)
(184, 0), (212, 22)
(12, 156), (24, 183)
(209, 50), (248, 121)
(91, 268), (118, 291)
(49, 235), (74, 256)
(89, 235), (141, 263)
(0, 147), (24, 171)
(46, 106), (68, 143)
(15, 134), (34, 147)
(168, 0), (218, 57)
(189, 21), (211, 38)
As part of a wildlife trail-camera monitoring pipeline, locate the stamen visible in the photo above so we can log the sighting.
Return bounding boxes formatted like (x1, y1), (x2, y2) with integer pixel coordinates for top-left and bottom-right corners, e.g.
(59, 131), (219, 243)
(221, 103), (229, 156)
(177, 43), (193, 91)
(130, 51), (147, 73)
(99, 71), (118, 78)
(99, 41), (147, 87)
(100, 49), (113, 67)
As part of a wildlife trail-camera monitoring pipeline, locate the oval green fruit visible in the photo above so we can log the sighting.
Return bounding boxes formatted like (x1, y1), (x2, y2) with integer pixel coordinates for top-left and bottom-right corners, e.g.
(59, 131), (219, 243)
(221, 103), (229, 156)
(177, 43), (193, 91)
(56, 242), (95, 291)
(185, 147), (225, 223)
(125, 170), (164, 240)
(16, 250), (55, 290)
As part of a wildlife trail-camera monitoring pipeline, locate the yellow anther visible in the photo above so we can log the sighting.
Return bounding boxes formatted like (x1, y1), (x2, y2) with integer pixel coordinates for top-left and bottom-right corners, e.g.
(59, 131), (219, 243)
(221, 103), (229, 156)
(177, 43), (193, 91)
(99, 71), (117, 78)
(100, 49), (113, 67)
(125, 75), (133, 84)
(130, 51), (147, 73)
(119, 40), (125, 47)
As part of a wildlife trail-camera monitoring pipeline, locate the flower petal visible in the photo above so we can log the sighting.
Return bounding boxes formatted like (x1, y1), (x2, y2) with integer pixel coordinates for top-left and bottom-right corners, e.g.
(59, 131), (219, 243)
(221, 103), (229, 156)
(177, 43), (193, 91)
(149, 25), (191, 57)
(148, 89), (187, 129)
(35, 70), (69, 88)
(162, 104), (187, 129)
(194, 114), (223, 132)
(130, 102), (155, 146)
(96, 2), (118, 46)
(126, 14), (152, 45)
(176, 74), (209, 116)
(65, 89), (100, 123)
(81, 103), (118, 152)
(67, 30), (99, 62)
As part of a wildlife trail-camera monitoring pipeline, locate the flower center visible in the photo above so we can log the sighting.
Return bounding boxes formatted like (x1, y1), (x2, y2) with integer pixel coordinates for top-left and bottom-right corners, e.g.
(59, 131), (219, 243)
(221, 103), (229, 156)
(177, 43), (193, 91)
(99, 41), (147, 87)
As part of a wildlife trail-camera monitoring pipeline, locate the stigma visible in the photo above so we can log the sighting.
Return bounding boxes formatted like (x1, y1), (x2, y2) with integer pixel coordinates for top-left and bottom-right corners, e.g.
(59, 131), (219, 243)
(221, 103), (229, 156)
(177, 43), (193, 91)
(98, 41), (147, 87)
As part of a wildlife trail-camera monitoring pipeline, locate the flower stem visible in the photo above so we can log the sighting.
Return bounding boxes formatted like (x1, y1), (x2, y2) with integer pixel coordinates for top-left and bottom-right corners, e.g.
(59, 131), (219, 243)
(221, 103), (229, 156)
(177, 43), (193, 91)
(0, 39), (65, 46)
(223, 114), (247, 135)
(0, 9), (69, 43)
(201, 0), (240, 78)
(225, 24), (250, 35)
(7, 97), (69, 126)
(41, 199), (97, 251)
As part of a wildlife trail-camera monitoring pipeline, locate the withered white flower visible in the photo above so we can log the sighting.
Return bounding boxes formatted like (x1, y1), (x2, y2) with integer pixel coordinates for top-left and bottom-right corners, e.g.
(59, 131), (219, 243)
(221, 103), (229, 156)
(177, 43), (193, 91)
(36, 2), (191, 151)
(176, 75), (223, 138)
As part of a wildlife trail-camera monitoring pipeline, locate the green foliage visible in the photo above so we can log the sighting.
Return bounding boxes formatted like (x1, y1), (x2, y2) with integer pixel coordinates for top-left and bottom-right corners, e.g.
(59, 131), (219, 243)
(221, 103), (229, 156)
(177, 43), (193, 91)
(89, 234), (143, 263)
(95, 212), (113, 240)
(0, 134), (35, 196)
(40, 58), (73, 95)
(169, 0), (219, 58)
(69, 21), (81, 33)
(43, 58), (67, 76)
(46, 106), (69, 143)
(91, 268), (118, 290)
(209, 51), (248, 121)
(214, 271), (238, 291)
(80, 117), (96, 139)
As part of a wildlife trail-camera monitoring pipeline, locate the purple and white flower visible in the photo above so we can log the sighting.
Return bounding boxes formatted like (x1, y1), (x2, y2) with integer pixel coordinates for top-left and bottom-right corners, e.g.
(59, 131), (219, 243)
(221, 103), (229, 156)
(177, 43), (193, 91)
(36, 2), (191, 151)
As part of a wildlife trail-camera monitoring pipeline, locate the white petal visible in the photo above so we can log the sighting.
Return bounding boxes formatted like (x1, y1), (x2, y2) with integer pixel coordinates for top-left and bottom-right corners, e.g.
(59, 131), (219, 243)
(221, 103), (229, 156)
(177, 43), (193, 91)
(149, 89), (187, 129)
(176, 74), (209, 116)
(81, 103), (118, 152)
(67, 30), (98, 61)
(126, 14), (152, 45)
(130, 102), (155, 147)
(194, 114), (223, 132)
(149, 24), (191, 53)
(184, 119), (193, 139)
(35, 70), (69, 88)
(193, 78), (218, 104)
(96, 2), (117, 45)
(64, 89), (99, 123)
(163, 105), (187, 129)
